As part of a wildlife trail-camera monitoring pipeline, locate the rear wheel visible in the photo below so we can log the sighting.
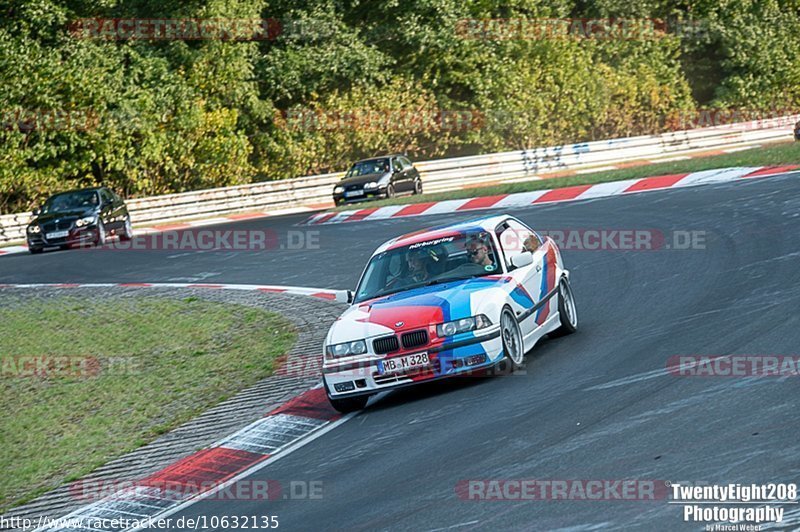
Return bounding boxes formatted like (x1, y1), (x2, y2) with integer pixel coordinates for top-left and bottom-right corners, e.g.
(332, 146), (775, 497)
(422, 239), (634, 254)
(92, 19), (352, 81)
(551, 277), (578, 337)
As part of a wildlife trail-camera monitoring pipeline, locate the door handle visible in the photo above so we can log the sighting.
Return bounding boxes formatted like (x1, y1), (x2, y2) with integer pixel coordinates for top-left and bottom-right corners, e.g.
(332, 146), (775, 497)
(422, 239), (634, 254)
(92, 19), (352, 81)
(536, 265), (542, 272)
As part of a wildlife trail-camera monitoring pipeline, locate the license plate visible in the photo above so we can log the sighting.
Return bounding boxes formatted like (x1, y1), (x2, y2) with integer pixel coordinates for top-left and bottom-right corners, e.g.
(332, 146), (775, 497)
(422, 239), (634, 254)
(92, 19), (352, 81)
(379, 352), (430, 375)
(344, 190), (363, 198)
(46, 230), (69, 239)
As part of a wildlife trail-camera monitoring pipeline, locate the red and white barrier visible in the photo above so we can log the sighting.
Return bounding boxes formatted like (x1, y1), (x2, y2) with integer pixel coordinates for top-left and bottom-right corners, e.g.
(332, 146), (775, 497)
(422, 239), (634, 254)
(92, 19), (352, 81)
(302, 165), (799, 226)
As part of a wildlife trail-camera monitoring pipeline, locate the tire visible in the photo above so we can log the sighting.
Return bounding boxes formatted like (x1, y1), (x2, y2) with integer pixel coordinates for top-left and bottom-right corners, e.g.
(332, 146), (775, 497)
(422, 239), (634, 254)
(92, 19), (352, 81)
(94, 220), (106, 247)
(29, 247), (43, 254)
(499, 306), (525, 371)
(551, 277), (578, 337)
(119, 216), (133, 241)
(329, 394), (369, 413)
(324, 381), (369, 413)
(386, 184), (396, 199)
(413, 179), (423, 195)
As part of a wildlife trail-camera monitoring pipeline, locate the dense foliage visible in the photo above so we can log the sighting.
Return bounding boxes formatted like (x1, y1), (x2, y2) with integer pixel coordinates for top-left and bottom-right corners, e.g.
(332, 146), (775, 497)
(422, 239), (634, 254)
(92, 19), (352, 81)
(1, 0), (799, 212)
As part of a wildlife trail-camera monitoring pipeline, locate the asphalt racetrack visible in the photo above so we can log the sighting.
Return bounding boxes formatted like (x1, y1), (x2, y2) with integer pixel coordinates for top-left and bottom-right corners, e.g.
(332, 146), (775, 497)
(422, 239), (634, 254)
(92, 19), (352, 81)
(3, 172), (799, 530)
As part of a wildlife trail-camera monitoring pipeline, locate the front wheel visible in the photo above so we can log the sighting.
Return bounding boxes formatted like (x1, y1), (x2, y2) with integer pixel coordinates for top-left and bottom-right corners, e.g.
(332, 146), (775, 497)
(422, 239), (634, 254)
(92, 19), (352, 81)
(95, 220), (107, 247)
(500, 307), (525, 369)
(413, 179), (423, 195)
(119, 216), (133, 241)
(551, 277), (578, 337)
(328, 394), (369, 413)
(386, 184), (396, 199)
(325, 381), (369, 413)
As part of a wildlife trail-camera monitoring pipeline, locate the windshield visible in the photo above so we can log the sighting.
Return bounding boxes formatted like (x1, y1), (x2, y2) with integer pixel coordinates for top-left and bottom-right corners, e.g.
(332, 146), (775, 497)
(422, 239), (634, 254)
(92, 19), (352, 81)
(346, 158), (390, 177)
(354, 231), (502, 303)
(40, 190), (99, 214)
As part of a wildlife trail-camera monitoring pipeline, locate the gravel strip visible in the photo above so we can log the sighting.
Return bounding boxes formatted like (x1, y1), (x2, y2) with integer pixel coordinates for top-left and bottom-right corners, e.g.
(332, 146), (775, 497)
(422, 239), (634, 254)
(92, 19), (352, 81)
(0, 286), (345, 527)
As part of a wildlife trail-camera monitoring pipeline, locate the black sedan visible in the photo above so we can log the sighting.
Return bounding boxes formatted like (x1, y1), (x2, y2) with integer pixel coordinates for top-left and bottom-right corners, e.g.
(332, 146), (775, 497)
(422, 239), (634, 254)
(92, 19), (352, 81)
(332, 155), (422, 206)
(26, 187), (132, 254)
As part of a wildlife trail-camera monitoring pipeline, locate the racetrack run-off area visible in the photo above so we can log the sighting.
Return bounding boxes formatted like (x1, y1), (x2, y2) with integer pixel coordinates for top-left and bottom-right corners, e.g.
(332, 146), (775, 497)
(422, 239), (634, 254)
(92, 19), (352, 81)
(1, 170), (799, 530)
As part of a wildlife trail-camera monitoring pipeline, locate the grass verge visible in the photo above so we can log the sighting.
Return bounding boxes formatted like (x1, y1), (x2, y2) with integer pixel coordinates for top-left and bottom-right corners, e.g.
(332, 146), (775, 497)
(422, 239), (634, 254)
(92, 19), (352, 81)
(0, 295), (295, 511)
(334, 141), (800, 210)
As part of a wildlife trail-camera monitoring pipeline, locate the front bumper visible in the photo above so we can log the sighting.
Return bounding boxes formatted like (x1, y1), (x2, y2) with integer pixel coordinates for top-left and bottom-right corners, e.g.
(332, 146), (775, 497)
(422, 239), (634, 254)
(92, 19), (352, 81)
(333, 187), (387, 205)
(27, 226), (99, 249)
(322, 328), (503, 398)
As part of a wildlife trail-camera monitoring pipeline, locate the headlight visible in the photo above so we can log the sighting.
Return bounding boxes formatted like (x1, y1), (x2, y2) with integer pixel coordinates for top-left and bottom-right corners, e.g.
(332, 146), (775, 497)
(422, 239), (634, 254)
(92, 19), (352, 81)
(333, 186), (344, 194)
(27, 225), (41, 234)
(437, 315), (492, 337)
(364, 181), (379, 189)
(326, 340), (368, 358)
(75, 216), (96, 227)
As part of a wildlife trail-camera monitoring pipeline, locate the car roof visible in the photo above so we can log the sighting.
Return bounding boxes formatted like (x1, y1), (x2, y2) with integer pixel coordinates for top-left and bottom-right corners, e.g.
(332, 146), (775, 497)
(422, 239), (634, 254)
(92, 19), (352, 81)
(47, 187), (104, 197)
(373, 214), (511, 254)
(353, 155), (404, 164)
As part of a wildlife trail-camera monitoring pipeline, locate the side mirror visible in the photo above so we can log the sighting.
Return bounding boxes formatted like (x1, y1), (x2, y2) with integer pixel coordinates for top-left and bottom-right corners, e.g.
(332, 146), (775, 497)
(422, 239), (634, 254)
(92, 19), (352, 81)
(510, 252), (534, 269)
(335, 290), (354, 304)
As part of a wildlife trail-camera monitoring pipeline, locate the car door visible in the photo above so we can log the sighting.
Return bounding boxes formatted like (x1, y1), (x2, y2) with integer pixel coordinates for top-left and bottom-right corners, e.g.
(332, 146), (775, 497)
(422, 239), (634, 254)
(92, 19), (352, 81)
(99, 188), (120, 230)
(401, 156), (418, 186)
(392, 157), (409, 192)
(389, 157), (405, 192)
(112, 191), (128, 227)
(496, 220), (546, 341)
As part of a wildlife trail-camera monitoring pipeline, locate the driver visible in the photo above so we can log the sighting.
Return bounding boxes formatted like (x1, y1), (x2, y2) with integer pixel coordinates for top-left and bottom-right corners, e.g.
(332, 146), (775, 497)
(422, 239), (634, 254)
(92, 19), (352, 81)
(466, 234), (494, 267)
(405, 248), (432, 284)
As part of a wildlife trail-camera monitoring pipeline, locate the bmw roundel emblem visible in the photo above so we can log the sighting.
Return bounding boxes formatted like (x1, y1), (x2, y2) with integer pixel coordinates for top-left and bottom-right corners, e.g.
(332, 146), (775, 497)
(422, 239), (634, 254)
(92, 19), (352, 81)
(395, 321), (404, 327)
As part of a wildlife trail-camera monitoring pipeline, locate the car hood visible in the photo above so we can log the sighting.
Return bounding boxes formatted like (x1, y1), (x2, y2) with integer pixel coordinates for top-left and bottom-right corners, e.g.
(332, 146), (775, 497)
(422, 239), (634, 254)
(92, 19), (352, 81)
(337, 173), (389, 187)
(33, 208), (97, 225)
(328, 276), (524, 344)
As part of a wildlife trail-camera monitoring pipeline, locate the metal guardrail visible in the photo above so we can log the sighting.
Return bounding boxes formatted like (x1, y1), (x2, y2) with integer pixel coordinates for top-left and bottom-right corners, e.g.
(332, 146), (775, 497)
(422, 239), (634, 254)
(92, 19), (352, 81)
(1, 116), (797, 244)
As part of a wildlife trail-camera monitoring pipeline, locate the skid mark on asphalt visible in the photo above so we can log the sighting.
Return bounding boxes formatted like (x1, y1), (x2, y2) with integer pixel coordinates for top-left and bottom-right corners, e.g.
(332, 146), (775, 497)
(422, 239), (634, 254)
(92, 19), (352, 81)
(427, 519), (480, 532)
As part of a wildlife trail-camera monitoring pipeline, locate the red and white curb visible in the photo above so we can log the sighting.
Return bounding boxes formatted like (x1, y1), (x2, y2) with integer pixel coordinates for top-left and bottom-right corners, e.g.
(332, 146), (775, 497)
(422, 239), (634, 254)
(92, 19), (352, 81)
(0, 245), (29, 256)
(0, 282), (343, 301)
(35, 386), (348, 531)
(302, 165), (800, 226)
